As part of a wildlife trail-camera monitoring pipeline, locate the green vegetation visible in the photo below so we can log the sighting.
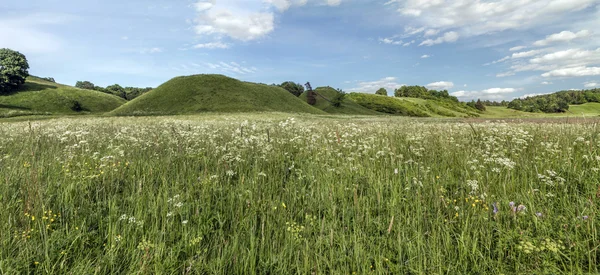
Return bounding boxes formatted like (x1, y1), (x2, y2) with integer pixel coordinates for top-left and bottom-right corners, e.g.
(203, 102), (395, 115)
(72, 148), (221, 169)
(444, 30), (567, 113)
(1, 115), (599, 274)
(278, 81), (305, 97)
(508, 88), (600, 113)
(347, 93), (479, 117)
(76, 81), (152, 100)
(483, 103), (600, 118)
(375, 88), (388, 96)
(110, 74), (324, 116)
(0, 48), (29, 94)
(0, 76), (126, 118)
(394, 85), (458, 102)
(299, 87), (382, 115)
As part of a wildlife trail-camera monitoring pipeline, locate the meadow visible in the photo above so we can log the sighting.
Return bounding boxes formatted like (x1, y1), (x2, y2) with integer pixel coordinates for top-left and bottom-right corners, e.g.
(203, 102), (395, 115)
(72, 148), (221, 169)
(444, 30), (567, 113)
(1, 114), (599, 274)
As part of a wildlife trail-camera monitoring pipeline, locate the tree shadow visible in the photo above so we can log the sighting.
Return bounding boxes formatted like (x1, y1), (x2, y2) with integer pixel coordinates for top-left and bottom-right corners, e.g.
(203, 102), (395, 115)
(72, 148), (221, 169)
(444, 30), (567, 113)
(1, 82), (57, 96)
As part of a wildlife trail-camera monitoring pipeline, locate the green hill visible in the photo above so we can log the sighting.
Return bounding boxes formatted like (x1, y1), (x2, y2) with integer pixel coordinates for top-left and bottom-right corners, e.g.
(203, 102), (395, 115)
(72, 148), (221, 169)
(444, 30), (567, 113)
(0, 77), (127, 118)
(346, 93), (480, 117)
(111, 74), (325, 116)
(299, 87), (383, 115)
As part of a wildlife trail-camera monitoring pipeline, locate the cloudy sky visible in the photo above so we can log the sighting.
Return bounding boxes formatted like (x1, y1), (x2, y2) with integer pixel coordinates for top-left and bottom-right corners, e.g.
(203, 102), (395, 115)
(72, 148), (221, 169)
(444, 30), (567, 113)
(1, 0), (599, 100)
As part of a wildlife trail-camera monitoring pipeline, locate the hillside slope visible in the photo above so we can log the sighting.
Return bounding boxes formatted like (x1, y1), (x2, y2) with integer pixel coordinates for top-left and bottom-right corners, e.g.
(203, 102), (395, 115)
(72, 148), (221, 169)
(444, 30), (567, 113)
(111, 74), (325, 116)
(347, 93), (480, 117)
(483, 103), (600, 118)
(0, 77), (126, 118)
(299, 87), (383, 115)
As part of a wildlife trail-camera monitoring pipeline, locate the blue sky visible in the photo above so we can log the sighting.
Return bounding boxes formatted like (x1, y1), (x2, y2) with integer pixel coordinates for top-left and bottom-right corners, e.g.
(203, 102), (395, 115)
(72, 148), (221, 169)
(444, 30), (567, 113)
(1, 0), (599, 101)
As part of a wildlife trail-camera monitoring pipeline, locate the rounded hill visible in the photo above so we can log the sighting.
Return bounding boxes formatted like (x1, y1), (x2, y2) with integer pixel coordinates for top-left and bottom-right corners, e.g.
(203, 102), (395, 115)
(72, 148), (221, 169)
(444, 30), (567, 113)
(0, 76), (126, 118)
(110, 74), (325, 116)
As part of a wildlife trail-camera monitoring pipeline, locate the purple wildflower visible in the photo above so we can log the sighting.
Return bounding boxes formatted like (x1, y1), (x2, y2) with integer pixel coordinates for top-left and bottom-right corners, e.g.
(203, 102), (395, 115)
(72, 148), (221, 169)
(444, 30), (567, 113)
(535, 212), (543, 217)
(509, 201), (515, 207)
(582, 216), (589, 221)
(492, 202), (498, 215)
(517, 205), (526, 212)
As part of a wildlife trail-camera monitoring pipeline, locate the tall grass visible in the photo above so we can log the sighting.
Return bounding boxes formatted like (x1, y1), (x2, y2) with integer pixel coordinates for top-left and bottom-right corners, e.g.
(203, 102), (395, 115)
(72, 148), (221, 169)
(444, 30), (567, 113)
(0, 115), (598, 274)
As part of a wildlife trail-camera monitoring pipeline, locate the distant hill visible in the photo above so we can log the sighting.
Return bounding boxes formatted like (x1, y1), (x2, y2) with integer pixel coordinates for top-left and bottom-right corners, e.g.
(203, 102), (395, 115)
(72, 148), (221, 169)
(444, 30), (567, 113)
(346, 93), (480, 117)
(0, 76), (126, 118)
(110, 74), (325, 116)
(299, 87), (383, 115)
(507, 88), (600, 113)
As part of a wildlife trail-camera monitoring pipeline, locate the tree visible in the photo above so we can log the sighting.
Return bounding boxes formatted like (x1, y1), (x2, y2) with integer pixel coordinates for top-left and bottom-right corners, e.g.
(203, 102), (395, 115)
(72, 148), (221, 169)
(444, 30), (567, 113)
(474, 99), (486, 111)
(0, 48), (30, 94)
(279, 81), (305, 97)
(106, 84), (126, 99)
(375, 88), (387, 96)
(331, 89), (346, 107)
(76, 81), (96, 90)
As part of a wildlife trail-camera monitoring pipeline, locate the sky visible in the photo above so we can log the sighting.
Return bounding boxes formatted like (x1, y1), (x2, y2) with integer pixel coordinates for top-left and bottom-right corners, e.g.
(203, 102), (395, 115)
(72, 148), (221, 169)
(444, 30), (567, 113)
(1, 0), (599, 101)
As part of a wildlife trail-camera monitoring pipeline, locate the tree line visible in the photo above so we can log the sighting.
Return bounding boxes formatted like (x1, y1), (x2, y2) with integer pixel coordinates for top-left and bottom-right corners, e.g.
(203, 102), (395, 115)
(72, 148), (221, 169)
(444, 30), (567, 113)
(75, 81), (152, 101)
(505, 89), (600, 113)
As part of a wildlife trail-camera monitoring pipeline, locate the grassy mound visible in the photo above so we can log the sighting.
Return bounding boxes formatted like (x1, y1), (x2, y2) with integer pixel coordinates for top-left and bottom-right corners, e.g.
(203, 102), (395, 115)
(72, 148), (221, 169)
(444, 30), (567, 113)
(298, 87), (383, 115)
(111, 74), (324, 116)
(0, 77), (126, 118)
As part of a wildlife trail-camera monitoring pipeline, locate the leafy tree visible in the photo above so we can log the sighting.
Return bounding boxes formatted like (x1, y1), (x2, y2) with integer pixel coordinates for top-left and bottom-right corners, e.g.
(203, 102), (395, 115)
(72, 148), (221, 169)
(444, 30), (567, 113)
(474, 99), (486, 111)
(331, 89), (346, 107)
(76, 81), (96, 90)
(375, 88), (387, 96)
(0, 48), (30, 94)
(71, 101), (83, 112)
(106, 84), (126, 99)
(42, 77), (56, 83)
(279, 81), (305, 97)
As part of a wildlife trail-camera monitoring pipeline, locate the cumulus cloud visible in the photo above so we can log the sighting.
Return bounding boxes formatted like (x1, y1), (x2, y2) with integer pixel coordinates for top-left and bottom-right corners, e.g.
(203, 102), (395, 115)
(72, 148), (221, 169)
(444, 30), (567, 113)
(350, 77), (406, 93)
(419, 31), (459, 46)
(426, 81), (453, 90)
(193, 42), (231, 49)
(192, 0), (340, 41)
(509, 46), (526, 52)
(421, 54), (430, 58)
(533, 30), (591, 46)
(542, 66), (600, 77)
(391, 0), (597, 44)
(584, 81), (599, 88)
(451, 87), (520, 100)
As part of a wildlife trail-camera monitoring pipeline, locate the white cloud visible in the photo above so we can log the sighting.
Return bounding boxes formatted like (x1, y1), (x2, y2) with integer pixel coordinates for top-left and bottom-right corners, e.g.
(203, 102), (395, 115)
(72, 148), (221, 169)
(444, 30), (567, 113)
(496, 72), (515, 77)
(533, 30), (591, 46)
(452, 87), (520, 100)
(393, 0), (597, 44)
(511, 50), (542, 59)
(379, 37), (403, 45)
(542, 66), (600, 77)
(541, 81), (553, 85)
(509, 46), (526, 51)
(350, 77), (406, 93)
(192, 0), (342, 41)
(421, 54), (430, 58)
(403, 40), (415, 46)
(423, 29), (439, 37)
(419, 31), (459, 46)
(426, 81), (454, 90)
(530, 48), (600, 64)
(204, 61), (258, 75)
(193, 42), (231, 49)
(584, 81), (599, 88)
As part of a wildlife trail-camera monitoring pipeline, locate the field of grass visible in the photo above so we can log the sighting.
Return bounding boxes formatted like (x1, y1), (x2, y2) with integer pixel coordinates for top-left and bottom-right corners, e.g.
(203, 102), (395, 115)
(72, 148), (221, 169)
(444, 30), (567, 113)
(111, 74), (324, 116)
(1, 114), (599, 274)
(0, 77), (126, 118)
(299, 87), (383, 115)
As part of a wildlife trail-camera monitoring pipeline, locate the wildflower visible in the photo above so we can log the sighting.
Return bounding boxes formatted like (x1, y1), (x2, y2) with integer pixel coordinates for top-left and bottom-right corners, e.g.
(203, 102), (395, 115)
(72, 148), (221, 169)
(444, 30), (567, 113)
(517, 205), (526, 212)
(492, 202), (498, 215)
(394, 168), (398, 174)
(582, 216), (589, 221)
(182, 220), (188, 225)
(282, 202), (287, 209)
(535, 212), (543, 217)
